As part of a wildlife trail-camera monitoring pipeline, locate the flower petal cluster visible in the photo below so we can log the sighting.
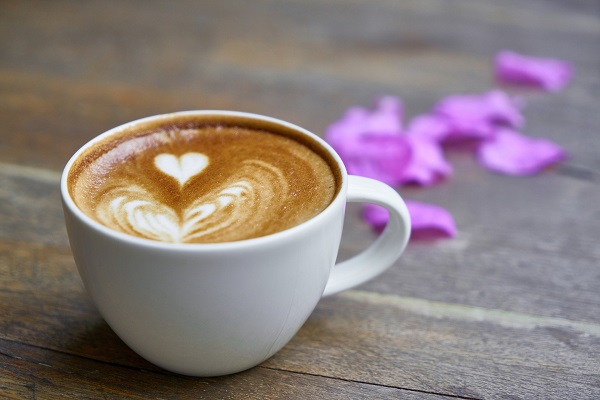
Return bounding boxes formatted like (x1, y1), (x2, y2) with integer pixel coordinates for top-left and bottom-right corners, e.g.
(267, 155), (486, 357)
(325, 51), (571, 240)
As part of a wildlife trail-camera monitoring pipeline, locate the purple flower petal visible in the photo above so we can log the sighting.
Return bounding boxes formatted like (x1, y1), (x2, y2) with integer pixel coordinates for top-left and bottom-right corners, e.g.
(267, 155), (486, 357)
(325, 96), (404, 152)
(407, 113), (451, 142)
(325, 107), (374, 158)
(362, 203), (390, 232)
(400, 135), (453, 186)
(363, 96), (405, 133)
(325, 96), (412, 185)
(495, 50), (574, 92)
(484, 90), (526, 127)
(343, 134), (412, 186)
(406, 201), (457, 239)
(363, 201), (457, 240)
(477, 128), (567, 175)
(434, 90), (524, 141)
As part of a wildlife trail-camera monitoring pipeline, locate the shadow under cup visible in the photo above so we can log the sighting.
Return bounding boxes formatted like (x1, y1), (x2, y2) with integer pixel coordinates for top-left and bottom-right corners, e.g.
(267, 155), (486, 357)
(61, 110), (410, 376)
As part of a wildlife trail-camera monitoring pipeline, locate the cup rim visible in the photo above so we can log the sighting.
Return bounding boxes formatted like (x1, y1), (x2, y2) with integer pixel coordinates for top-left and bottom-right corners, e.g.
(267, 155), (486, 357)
(60, 110), (348, 251)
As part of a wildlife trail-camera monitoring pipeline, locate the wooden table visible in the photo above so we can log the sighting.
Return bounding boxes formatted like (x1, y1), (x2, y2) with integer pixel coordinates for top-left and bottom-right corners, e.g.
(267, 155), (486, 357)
(1, 1), (599, 398)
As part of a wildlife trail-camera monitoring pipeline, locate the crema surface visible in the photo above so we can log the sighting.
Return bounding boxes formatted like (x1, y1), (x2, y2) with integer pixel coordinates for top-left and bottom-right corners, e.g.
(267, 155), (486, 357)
(69, 122), (338, 244)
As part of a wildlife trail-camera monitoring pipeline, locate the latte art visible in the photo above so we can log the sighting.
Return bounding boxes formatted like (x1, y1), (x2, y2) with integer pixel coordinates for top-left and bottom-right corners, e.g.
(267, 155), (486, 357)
(154, 152), (209, 187)
(68, 119), (339, 243)
(96, 159), (286, 243)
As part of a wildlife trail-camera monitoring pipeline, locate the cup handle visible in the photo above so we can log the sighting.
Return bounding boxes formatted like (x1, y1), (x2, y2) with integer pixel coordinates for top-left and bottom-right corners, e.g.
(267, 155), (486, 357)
(322, 175), (411, 297)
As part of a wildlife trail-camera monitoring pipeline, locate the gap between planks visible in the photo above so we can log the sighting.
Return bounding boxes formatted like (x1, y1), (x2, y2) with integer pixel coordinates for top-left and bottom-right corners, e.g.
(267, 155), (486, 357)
(0, 339), (479, 400)
(261, 365), (481, 400)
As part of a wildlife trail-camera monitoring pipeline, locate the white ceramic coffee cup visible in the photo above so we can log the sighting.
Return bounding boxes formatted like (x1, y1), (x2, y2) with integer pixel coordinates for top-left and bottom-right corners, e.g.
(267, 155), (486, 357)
(61, 111), (411, 376)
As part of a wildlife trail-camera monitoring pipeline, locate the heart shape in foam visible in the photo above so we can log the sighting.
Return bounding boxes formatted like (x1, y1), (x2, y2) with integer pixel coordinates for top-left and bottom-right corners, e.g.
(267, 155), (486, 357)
(154, 152), (209, 186)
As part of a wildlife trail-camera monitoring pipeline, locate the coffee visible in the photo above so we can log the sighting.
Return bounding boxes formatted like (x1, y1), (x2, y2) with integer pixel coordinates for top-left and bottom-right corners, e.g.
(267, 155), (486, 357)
(68, 114), (340, 244)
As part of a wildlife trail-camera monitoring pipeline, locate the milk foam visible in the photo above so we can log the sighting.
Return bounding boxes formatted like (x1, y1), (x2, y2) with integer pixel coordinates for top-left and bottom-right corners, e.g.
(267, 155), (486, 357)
(69, 122), (338, 243)
(95, 160), (285, 243)
(101, 182), (252, 243)
(154, 152), (209, 186)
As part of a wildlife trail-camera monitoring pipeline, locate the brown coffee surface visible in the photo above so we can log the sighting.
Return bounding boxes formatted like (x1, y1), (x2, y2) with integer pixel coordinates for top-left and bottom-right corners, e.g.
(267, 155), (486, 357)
(68, 116), (339, 244)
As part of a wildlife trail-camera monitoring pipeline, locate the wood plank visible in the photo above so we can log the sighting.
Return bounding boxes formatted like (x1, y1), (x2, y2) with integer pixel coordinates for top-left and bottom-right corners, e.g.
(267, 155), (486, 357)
(1, 340), (439, 400)
(2, 173), (598, 398)
(1, 0), (599, 170)
(1, 0), (599, 398)
(1, 239), (598, 399)
(0, 164), (67, 247)
(1, 180), (599, 399)
(1, 66), (598, 177)
(3, 159), (598, 323)
(356, 154), (600, 323)
(265, 293), (600, 400)
(2, 0), (598, 75)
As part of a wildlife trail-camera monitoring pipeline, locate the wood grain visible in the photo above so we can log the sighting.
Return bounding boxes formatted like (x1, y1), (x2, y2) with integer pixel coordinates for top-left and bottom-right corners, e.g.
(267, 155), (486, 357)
(3, 160), (598, 323)
(1, 233), (598, 399)
(1, 234), (598, 399)
(1, 182), (599, 399)
(2, 340), (443, 400)
(1, 0), (599, 170)
(1, 0), (599, 398)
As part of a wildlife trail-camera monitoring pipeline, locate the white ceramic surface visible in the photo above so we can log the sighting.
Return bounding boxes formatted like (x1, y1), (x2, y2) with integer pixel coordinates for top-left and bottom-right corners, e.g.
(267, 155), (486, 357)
(61, 111), (411, 376)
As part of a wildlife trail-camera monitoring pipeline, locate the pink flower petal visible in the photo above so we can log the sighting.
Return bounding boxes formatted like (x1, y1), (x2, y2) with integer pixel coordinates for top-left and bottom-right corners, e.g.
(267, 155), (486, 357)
(406, 201), (458, 239)
(325, 96), (412, 185)
(363, 201), (457, 240)
(364, 96), (405, 133)
(484, 90), (526, 127)
(477, 128), (567, 175)
(343, 134), (412, 186)
(434, 90), (524, 141)
(362, 203), (390, 231)
(400, 135), (453, 186)
(407, 113), (451, 142)
(325, 107), (374, 158)
(325, 96), (403, 152)
(495, 50), (574, 92)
